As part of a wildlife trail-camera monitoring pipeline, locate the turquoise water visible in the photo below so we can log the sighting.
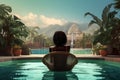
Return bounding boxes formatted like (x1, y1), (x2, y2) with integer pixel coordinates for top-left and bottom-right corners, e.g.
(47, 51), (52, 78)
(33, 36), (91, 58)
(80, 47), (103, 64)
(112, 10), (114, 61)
(0, 59), (120, 80)
(31, 48), (92, 54)
(31, 48), (49, 54)
(70, 48), (92, 54)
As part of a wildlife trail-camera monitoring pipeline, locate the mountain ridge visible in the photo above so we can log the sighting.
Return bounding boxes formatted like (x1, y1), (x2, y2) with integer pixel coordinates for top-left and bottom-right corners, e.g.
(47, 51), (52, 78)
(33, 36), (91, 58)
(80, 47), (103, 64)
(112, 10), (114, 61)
(38, 22), (96, 37)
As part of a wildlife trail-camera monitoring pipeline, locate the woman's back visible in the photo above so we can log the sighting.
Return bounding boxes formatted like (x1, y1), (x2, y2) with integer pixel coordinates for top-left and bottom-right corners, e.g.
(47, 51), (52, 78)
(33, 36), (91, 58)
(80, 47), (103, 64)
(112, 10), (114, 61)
(49, 46), (70, 52)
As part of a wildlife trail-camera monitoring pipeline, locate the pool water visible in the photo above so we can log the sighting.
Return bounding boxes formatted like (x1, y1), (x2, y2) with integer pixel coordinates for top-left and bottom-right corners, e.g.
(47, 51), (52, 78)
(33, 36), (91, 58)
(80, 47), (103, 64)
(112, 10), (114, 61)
(31, 48), (49, 54)
(70, 48), (92, 54)
(0, 59), (120, 80)
(31, 48), (92, 54)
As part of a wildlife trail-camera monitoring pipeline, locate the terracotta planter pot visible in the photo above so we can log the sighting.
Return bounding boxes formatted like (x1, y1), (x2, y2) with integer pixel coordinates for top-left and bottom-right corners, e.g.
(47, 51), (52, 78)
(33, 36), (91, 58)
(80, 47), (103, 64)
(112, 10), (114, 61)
(13, 48), (22, 56)
(99, 50), (107, 56)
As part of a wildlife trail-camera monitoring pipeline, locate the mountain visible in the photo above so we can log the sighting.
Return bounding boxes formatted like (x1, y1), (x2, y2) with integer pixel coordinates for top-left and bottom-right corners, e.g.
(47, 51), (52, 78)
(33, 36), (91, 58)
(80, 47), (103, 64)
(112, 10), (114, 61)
(38, 22), (90, 37)
(38, 24), (69, 38)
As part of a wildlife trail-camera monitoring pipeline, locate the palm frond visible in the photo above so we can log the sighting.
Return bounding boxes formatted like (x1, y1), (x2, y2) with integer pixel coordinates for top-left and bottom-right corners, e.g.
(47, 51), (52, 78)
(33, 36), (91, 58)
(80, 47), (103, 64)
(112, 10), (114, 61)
(114, 0), (120, 9)
(88, 20), (96, 27)
(0, 4), (12, 16)
(102, 3), (113, 26)
(13, 15), (20, 21)
(108, 11), (118, 19)
(85, 12), (102, 27)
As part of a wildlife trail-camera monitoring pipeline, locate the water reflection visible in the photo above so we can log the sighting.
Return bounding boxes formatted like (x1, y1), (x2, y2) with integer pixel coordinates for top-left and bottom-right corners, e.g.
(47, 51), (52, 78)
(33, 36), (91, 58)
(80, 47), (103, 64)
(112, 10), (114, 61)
(42, 71), (78, 80)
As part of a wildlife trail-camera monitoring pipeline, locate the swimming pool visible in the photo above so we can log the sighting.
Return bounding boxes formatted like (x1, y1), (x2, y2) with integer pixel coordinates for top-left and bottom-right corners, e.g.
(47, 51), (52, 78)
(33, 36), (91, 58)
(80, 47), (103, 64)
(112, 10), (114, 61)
(31, 48), (92, 54)
(0, 59), (120, 80)
(31, 48), (49, 54)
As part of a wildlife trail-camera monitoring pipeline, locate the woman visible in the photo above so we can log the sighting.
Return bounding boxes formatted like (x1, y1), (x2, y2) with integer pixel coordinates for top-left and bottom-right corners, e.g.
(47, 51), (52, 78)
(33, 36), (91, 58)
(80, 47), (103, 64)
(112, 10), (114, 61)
(42, 31), (77, 71)
(49, 31), (70, 52)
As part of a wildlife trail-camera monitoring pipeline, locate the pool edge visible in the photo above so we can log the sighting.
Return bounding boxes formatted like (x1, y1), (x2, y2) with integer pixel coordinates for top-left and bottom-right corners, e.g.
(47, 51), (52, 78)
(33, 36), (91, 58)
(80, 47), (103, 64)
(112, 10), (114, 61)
(0, 54), (120, 62)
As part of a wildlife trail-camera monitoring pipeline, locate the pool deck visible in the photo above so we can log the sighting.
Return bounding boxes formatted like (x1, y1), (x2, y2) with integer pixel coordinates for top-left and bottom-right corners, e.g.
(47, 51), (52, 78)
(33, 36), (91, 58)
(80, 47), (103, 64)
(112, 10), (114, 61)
(0, 54), (120, 62)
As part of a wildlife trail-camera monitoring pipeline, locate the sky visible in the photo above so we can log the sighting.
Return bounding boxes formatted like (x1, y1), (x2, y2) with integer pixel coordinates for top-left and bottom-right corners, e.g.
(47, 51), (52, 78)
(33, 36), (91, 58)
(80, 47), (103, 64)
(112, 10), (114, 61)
(0, 0), (114, 28)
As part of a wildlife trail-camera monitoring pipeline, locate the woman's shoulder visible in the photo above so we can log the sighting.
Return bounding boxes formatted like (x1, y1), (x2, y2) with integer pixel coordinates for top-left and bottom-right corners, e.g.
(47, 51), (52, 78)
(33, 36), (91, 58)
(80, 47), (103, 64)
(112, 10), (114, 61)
(50, 45), (70, 48)
(49, 45), (70, 52)
(50, 46), (55, 48)
(65, 45), (70, 48)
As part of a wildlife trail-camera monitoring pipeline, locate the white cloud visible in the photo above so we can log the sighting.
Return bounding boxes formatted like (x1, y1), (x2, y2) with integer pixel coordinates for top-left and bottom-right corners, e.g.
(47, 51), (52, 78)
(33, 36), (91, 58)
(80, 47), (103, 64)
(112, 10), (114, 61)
(14, 13), (39, 27)
(39, 15), (67, 27)
(14, 13), (67, 28)
(22, 13), (37, 21)
(22, 13), (39, 27)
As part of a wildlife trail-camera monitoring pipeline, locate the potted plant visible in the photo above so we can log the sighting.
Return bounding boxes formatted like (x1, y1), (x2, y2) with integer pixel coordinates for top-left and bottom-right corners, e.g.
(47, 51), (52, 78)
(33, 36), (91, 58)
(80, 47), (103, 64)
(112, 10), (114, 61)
(98, 43), (108, 56)
(92, 43), (108, 56)
(13, 44), (22, 56)
(92, 44), (100, 55)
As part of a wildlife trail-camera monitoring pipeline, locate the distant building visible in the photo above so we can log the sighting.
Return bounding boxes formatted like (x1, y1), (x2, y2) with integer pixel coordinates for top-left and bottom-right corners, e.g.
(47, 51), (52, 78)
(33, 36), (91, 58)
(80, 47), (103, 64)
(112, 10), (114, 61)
(67, 24), (83, 47)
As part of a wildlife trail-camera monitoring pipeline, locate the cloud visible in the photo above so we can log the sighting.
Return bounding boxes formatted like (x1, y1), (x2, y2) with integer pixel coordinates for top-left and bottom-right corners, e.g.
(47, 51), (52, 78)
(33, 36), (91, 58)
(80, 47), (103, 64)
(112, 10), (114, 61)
(22, 13), (39, 27)
(39, 15), (67, 27)
(14, 13), (67, 28)
(14, 13), (39, 27)
(22, 13), (37, 21)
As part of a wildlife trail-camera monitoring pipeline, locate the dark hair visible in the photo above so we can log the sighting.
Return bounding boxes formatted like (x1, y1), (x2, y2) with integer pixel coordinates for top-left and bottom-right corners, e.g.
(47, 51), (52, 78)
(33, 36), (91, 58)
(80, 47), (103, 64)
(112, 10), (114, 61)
(53, 31), (67, 46)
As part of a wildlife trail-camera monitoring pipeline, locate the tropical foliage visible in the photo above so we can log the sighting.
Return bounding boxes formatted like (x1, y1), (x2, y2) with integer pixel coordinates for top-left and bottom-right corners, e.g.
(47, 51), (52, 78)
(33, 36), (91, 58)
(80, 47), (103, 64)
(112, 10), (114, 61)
(85, 3), (120, 54)
(33, 34), (53, 48)
(84, 3), (118, 45)
(26, 26), (40, 43)
(0, 4), (29, 55)
(79, 33), (92, 48)
(114, 0), (120, 9)
(110, 17), (120, 52)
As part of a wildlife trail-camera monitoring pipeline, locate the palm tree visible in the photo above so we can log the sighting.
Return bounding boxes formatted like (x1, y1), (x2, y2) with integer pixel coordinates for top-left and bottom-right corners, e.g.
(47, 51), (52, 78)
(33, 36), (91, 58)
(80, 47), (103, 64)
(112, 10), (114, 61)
(114, 0), (120, 9)
(110, 17), (120, 54)
(0, 4), (29, 56)
(0, 14), (29, 56)
(111, 0), (120, 54)
(0, 4), (12, 47)
(0, 4), (12, 16)
(7, 15), (29, 45)
(84, 3), (118, 45)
